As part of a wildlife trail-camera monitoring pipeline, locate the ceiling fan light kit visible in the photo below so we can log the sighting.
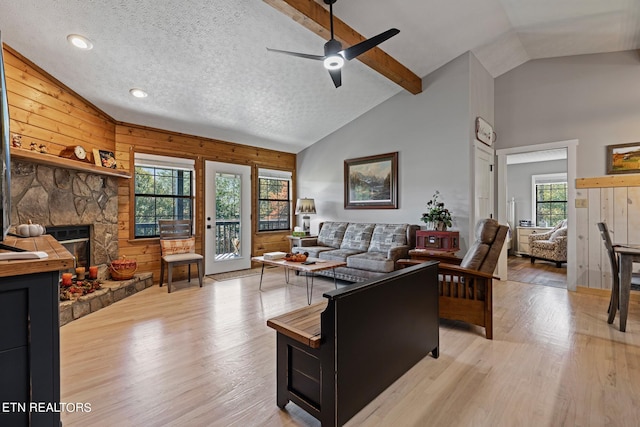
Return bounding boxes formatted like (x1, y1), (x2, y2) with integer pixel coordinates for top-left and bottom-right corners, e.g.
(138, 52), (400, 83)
(267, 0), (399, 88)
(324, 55), (344, 70)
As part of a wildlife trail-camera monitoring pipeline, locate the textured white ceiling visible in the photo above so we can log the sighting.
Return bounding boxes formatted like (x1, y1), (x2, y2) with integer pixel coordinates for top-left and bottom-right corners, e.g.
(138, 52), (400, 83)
(0, 0), (638, 153)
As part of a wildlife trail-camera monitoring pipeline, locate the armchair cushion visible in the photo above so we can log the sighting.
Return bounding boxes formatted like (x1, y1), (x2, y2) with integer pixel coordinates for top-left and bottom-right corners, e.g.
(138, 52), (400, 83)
(460, 219), (507, 273)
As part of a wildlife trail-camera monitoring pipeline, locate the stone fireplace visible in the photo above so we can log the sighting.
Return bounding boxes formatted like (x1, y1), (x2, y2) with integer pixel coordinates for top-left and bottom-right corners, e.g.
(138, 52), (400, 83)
(47, 225), (91, 269)
(9, 159), (152, 325)
(10, 160), (119, 265)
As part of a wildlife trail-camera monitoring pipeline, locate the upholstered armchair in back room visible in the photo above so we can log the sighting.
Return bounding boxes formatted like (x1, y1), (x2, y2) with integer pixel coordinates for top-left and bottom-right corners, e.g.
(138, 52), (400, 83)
(529, 220), (567, 267)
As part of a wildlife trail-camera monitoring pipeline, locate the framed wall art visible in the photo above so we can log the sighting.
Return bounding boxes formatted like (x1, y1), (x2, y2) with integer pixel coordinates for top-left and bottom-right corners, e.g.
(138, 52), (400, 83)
(607, 142), (640, 174)
(344, 152), (398, 209)
(93, 148), (117, 169)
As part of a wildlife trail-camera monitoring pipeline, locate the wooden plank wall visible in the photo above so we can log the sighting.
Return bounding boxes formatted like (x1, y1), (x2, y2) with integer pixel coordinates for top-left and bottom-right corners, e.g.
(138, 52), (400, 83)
(115, 126), (297, 282)
(576, 179), (640, 290)
(4, 44), (297, 283)
(4, 45), (115, 156)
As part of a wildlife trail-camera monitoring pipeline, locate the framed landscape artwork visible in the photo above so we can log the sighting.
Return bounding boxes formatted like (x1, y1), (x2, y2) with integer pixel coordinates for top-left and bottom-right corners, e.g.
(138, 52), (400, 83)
(607, 142), (640, 174)
(344, 152), (398, 209)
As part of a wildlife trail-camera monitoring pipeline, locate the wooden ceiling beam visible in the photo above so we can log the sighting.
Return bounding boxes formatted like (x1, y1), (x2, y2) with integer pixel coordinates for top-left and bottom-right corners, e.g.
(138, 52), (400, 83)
(263, 0), (422, 94)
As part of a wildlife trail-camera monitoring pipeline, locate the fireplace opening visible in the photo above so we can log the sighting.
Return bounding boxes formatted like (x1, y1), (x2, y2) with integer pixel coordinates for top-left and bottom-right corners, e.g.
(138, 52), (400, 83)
(48, 225), (90, 269)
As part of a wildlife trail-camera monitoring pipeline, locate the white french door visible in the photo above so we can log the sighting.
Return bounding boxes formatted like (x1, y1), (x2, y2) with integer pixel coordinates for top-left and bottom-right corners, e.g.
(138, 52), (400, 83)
(204, 161), (251, 274)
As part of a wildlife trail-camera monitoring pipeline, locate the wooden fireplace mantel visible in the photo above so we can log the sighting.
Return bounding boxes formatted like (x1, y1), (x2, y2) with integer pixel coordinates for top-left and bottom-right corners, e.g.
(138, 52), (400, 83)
(10, 147), (131, 178)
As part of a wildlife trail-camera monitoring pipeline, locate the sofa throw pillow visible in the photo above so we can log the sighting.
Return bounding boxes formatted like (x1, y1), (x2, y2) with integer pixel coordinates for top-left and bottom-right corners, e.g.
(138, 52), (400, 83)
(549, 227), (567, 242)
(160, 237), (195, 256)
(340, 223), (375, 251)
(317, 222), (349, 248)
(367, 224), (408, 253)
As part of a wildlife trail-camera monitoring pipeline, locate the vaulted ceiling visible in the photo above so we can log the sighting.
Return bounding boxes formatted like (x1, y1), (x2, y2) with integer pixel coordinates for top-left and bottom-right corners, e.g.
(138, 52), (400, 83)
(0, 0), (638, 153)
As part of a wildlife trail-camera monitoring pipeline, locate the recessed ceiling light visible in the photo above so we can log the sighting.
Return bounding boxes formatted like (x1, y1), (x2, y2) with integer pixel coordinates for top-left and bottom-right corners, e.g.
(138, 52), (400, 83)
(129, 88), (148, 98)
(66, 34), (93, 50)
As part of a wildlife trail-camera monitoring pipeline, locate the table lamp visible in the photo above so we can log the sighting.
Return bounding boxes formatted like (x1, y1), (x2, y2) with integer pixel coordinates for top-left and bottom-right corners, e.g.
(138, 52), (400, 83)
(295, 198), (316, 234)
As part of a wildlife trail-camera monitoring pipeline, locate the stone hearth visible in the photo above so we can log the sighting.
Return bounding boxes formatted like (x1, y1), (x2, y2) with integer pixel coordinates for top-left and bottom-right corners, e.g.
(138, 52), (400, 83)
(59, 273), (153, 326)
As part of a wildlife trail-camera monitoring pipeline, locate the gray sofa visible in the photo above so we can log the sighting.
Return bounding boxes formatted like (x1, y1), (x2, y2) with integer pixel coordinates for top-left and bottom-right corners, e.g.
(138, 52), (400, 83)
(292, 221), (418, 282)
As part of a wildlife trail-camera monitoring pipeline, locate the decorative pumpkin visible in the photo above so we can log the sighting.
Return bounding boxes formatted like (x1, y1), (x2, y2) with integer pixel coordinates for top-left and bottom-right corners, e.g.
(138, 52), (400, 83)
(16, 220), (46, 237)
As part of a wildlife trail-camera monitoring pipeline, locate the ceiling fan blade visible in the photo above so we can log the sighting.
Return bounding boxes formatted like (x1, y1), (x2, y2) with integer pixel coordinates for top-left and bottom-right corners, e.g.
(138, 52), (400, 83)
(329, 68), (342, 88)
(341, 28), (400, 60)
(266, 48), (324, 61)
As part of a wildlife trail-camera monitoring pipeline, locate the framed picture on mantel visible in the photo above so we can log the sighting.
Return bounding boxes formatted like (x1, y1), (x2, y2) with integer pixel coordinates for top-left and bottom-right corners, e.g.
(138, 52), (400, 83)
(93, 149), (117, 169)
(344, 152), (398, 209)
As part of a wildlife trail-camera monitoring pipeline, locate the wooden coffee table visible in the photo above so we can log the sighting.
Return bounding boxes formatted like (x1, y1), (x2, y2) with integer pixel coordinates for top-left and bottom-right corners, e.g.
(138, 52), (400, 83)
(251, 256), (346, 304)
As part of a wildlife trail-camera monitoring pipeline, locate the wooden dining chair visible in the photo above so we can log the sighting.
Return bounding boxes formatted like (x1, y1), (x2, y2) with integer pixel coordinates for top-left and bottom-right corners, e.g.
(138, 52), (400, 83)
(597, 222), (640, 324)
(597, 222), (621, 324)
(158, 219), (203, 293)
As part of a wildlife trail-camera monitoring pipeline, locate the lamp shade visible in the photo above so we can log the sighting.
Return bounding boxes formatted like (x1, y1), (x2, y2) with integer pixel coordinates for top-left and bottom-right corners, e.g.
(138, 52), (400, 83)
(295, 198), (316, 215)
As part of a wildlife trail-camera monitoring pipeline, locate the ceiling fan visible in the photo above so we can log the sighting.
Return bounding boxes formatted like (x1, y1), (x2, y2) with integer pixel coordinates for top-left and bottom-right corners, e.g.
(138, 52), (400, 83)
(266, 0), (399, 88)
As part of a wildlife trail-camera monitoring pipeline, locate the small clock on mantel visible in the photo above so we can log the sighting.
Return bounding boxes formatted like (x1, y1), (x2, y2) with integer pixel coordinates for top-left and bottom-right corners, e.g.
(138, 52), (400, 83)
(60, 145), (89, 162)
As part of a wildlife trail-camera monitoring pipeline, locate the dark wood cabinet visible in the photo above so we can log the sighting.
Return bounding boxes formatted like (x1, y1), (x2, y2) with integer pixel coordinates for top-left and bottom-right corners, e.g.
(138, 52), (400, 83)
(416, 230), (460, 252)
(0, 235), (73, 426)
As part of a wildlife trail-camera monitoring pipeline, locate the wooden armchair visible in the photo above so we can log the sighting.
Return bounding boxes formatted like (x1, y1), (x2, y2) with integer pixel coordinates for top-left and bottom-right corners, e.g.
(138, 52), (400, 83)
(438, 218), (508, 339)
(159, 220), (203, 293)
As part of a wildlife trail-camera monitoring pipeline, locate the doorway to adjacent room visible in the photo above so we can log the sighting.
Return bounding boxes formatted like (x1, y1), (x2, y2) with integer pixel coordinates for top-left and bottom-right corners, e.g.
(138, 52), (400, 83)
(497, 140), (577, 290)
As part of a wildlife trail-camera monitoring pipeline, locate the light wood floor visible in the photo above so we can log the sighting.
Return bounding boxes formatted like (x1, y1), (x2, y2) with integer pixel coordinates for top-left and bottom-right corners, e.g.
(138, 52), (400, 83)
(59, 269), (640, 426)
(508, 255), (567, 288)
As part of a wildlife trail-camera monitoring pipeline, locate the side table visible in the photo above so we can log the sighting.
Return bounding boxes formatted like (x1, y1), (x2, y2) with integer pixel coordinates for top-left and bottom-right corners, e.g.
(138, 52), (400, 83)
(286, 235), (317, 252)
(408, 249), (462, 265)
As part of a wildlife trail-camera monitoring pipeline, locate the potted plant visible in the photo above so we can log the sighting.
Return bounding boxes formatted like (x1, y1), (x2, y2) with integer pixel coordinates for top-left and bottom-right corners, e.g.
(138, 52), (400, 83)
(421, 191), (453, 231)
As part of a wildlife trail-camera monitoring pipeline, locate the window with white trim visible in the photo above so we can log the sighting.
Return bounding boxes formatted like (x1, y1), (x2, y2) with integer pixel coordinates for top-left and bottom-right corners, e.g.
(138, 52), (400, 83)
(134, 153), (195, 238)
(257, 168), (292, 232)
(532, 173), (567, 228)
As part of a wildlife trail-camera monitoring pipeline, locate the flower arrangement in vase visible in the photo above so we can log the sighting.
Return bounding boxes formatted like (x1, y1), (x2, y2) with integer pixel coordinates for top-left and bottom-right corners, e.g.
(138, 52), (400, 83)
(421, 191), (453, 231)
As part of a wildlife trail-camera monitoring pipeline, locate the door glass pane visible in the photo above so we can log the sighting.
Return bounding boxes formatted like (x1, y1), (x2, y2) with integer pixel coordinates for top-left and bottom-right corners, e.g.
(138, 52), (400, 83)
(215, 172), (241, 260)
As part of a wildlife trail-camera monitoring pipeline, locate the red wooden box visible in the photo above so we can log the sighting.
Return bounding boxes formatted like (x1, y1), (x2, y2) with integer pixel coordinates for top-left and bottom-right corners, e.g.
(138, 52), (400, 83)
(416, 230), (459, 251)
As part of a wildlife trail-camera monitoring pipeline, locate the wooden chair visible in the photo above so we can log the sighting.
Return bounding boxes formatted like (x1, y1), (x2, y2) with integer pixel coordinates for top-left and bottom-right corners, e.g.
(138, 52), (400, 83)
(159, 220), (203, 293)
(596, 222), (640, 324)
(438, 218), (508, 339)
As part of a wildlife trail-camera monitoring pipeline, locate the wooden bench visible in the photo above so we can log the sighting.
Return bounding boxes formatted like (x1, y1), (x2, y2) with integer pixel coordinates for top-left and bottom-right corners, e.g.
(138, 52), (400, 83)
(267, 262), (439, 426)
